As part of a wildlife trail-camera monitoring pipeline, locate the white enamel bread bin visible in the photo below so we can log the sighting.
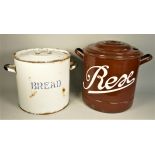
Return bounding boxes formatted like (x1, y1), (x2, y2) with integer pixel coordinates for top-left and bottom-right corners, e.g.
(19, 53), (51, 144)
(4, 48), (76, 114)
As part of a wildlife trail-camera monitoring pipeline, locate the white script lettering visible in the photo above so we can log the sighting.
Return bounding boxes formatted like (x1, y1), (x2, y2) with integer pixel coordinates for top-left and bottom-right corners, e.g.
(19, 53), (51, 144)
(83, 65), (135, 94)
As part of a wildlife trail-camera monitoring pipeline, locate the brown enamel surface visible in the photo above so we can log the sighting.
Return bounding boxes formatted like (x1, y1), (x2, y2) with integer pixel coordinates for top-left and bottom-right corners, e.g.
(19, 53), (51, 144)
(83, 55), (139, 113)
(84, 40), (143, 59)
(75, 40), (152, 113)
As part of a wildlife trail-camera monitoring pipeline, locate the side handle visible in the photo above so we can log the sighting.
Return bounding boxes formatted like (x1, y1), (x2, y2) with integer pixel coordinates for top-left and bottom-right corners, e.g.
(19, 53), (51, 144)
(75, 48), (84, 59)
(140, 54), (153, 65)
(70, 60), (77, 71)
(4, 64), (16, 73)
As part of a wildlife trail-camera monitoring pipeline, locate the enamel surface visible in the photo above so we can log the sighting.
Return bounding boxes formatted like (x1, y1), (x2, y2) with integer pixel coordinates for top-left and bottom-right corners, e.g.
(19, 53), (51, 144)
(15, 48), (70, 62)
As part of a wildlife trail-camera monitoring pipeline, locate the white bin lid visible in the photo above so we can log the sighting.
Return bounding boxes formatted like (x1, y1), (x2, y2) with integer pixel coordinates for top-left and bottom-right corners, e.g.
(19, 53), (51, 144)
(14, 48), (70, 63)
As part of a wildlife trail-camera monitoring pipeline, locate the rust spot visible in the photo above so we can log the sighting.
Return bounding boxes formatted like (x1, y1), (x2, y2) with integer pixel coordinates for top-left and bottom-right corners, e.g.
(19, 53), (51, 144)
(29, 91), (37, 98)
(62, 88), (65, 96)
(19, 102), (69, 115)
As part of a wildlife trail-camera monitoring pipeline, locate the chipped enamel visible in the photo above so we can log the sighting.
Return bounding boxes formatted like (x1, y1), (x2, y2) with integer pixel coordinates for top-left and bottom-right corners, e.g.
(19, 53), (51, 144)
(15, 48), (70, 62)
(14, 48), (70, 114)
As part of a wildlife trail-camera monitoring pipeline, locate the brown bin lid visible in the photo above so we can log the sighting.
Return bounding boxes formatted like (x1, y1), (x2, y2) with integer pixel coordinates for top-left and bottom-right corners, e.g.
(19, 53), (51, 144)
(84, 40), (143, 59)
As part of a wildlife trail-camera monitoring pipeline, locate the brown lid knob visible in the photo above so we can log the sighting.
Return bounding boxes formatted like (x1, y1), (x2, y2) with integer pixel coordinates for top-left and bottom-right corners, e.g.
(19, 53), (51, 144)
(84, 40), (143, 59)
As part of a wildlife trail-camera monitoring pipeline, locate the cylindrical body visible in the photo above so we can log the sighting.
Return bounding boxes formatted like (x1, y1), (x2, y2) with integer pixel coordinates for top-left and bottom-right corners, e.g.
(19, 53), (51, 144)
(15, 59), (70, 114)
(5, 48), (74, 114)
(75, 41), (152, 113)
(83, 55), (139, 113)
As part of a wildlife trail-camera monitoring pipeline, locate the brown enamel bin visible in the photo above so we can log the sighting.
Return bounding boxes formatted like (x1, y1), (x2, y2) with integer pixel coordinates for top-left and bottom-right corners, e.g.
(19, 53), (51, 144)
(75, 40), (153, 113)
